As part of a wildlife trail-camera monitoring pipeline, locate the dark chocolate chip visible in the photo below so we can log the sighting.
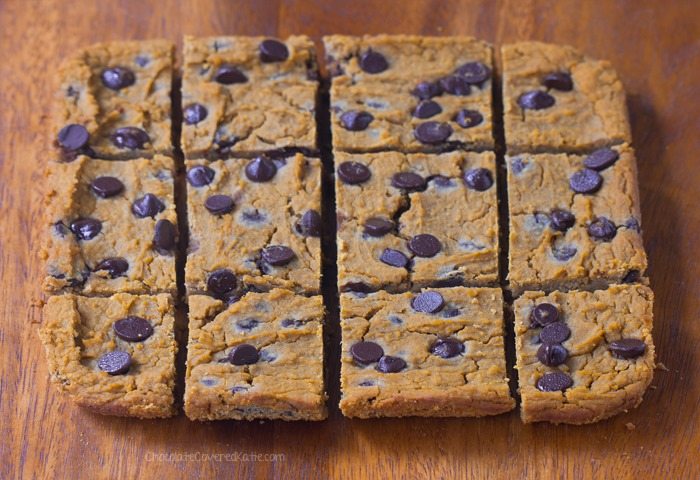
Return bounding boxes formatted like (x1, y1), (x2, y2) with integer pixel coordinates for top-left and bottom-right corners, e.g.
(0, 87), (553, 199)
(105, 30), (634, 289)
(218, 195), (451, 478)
(186, 165), (216, 187)
(214, 64), (248, 84)
(537, 343), (568, 366)
(391, 172), (426, 191)
(90, 176), (124, 198)
(183, 103), (208, 125)
(536, 371), (573, 392)
(411, 291), (444, 313)
(588, 217), (617, 241)
(530, 303), (559, 327)
(153, 219), (176, 253)
(442, 308), (460, 318)
(622, 270), (641, 283)
(625, 217), (641, 233)
(350, 341), (384, 364)
(455, 61), (491, 84)
(430, 337), (464, 358)
(552, 244), (577, 261)
(114, 316), (154, 342)
(359, 49), (388, 73)
(413, 100), (442, 119)
(70, 217), (102, 240)
(281, 318), (305, 328)
(609, 338), (647, 359)
(376, 356), (406, 373)
(412, 81), (443, 99)
(261, 245), (296, 266)
(453, 109), (483, 128)
(379, 248), (409, 268)
(358, 380), (375, 387)
(297, 210), (322, 237)
(343, 282), (376, 293)
(57, 124), (89, 150)
(550, 209), (576, 231)
(134, 55), (149, 67)
(338, 161), (371, 185)
(241, 209), (266, 224)
(430, 175), (453, 187)
(132, 193), (165, 218)
(540, 322), (571, 344)
(97, 350), (132, 375)
(569, 168), (603, 194)
(245, 157), (277, 182)
(584, 148), (620, 171)
(518, 90), (555, 110)
(259, 39), (289, 62)
(542, 72), (573, 91)
(94, 257), (129, 278)
(364, 217), (394, 237)
(463, 168), (493, 191)
(228, 344), (259, 365)
(414, 121), (453, 144)
(236, 318), (259, 331)
(439, 75), (471, 95)
(111, 127), (149, 150)
(101, 67), (135, 90)
(408, 234), (441, 257)
(207, 269), (237, 295)
(510, 157), (527, 174)
(205, 194), (235, 215)
(340, 110), (374, 131)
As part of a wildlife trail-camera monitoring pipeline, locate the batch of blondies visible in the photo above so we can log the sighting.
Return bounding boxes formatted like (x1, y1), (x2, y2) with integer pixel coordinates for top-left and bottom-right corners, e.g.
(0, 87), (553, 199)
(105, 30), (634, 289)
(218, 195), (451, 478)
(39, 34), (655, 424)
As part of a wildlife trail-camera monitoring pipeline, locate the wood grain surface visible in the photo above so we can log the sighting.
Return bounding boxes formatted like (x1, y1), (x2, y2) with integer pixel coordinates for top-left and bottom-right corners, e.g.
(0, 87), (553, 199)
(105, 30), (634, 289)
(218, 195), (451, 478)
(2, 0), (699, 478)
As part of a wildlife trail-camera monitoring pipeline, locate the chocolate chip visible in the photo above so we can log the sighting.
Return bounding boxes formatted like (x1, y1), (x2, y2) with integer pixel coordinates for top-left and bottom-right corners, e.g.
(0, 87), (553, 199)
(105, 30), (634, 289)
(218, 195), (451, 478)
(408, 234), (441, 257)
(259, 39), (289, 62)
(359, 49), (388, 73)
(340, 110), (374, 131)
(413, 100), (442, 119)
(153, 219), (176, 253)
(537, 343), (568, 366)
(207, 269), (237, 295)
(214, 64), (248, 84)
(114, 316), (154, 342)
(569, 168), (603, 194)
(463, 168), (493, 191)
(540, 322), (571, 344)
(588, 217), (617, 241)
(297, 210), (322, 237)
(376, 356), (406, 373)
(94, 257), (129, 278)
(625, 217), (641, 233)
(101, 67), (135, 90)
(530, 303), (559, 327)
(245, 157), (277, 182)
(453, 109), (483, 128)
(228, 344), (259, 365)
(236, 318), (259, 331)
(183, 103), (208, 125)
(442, 308), (460, 318)
(111, 127), (150, 150)
(584, 148), (620, 171)
(338, 161), (371, 184)
(132, 193), (165, 218)
(456, 61), (491, 84)
(363, 217), (394, 237)
(411, 291), (444, 313)
(343, 282), (376, 293)
(57, 124), (89, 150)
(262, 245), (296, 266)
(241, 209), (266, 224)
(430, 337), (464, 358)
(379, 248), (409, 268)
(550, 209), (575, 231)
(536, 371), (573, 392)
(97, 351), (131, 375)
(609, 338), (647, 359)
(412, 81), (443, 99)
(389, 315), (403, 325)
(350, 341), (384, 364)
(358, 380), (375, 387)
(70, 217), (102, 240)
(187, 165), (215, 187)
(391, 172), (426, 191)
(90, 176), (124, 198)
(439, 75), (471, 95)
(414, 121), (453, 144)
(205, 194), (235, 215)
(552, 244), (577, 261)
(429, 175), (453, 187)
(542, 72), (573, 91)
(281, 318), (304, 328)
(518, 90), (555, 110)
(622, 270), (641, 283)
(511, 157), (527, 174)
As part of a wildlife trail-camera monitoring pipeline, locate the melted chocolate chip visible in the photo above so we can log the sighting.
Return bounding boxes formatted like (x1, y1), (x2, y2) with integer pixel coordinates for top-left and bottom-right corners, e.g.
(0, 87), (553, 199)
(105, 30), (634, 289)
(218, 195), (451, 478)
(259, 39), (289, 62)
(97, 351), (131, 375)
(207, 269), (237, 296)
(359, 49), (388, 73)
(391, 172), (426, 191)
(413, 100), (442, 119)
(622, 270), (641, 283)
(430, 337), (464, 358)
(439, 75), (471, 95)
(569, 168), (603, 194)
(297, 210), (322, 237)
(245, 157), (277, 182)
(114, 316), (154, 342)
(414, 122), (453, 144)
(214, 64), (248, 84)
(338, 161), (371, 184)
(542, 72), (573, 91)
(340, 110), (374, 131)
(411, 291), (444, 313)
(530, 303), (559, 327)
(90, 176), (124, 198)
(584, 148), (620, 171)
(455, 61), (491, 84)
(408, 234), (441, 257)
(228, 344), (259, 365)
(183, 103), (208, 125)
(379, 248), (409, 268)
(518, 90), (555, 110)
(539, 322), (571, 344)
(70, 218), (102, 240)
(153, 219), (176, 253)
(364, 217), (394, 237)
(132, 193), (165, 218)
(376, 356), (406, 373)
(101, 67), (135, 90)
(350, 341), (384, 364)
(57, 124), (89, 150)
(187, 165), (215, 187)
(94, 257), (129, 278)
(111, 127), (150, 150)
(551, 244), (578, 261)
(588, 217), (617, 241)
(609, 338), (647, 359)
(536, 371), (573, 392)
(550, 209), (575, 231)
(236, 318), (259, 331)
(261, 245), (296, 266)
(537, 343), (568, 366)
(343, 282), (376, 294)
(205, 194), (235, 215)
(463, 168), (493, 191)
(453, 109), (483, 128)
(412, 81), (443, 99)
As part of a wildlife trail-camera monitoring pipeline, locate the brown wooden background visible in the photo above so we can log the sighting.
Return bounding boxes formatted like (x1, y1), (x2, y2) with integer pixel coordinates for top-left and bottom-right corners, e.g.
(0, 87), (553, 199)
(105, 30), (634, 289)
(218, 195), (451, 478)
(2, 0), (699, 478)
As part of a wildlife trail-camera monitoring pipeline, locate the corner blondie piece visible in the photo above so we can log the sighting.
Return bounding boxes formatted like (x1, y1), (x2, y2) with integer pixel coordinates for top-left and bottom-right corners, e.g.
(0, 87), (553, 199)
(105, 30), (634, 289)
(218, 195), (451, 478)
(54, 39), (174, 161)
(185, 153), (321, 297)
(39, 293), (177, 418)
(507, 144), (647, 294)
(181, 35), (318, 159)
(324, 35), (494, 152)
(502, 41), (631, 154)
(41, 155), (177, 295)
(184, 290), (327, 421)
(340, 287), (513, 418)
(336, 151), (498, 293)
(514, 285), (655, 424)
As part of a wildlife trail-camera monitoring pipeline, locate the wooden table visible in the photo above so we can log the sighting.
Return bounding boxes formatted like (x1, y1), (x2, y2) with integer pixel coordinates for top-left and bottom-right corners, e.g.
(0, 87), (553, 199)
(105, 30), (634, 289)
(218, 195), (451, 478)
(2, 0), (698, 478)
